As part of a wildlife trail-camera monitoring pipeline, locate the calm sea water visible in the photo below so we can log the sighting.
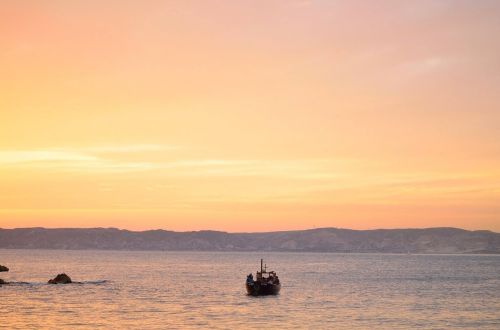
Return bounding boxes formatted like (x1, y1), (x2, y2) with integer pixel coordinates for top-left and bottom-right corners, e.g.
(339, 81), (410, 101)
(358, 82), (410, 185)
(0, 250), (499, 329)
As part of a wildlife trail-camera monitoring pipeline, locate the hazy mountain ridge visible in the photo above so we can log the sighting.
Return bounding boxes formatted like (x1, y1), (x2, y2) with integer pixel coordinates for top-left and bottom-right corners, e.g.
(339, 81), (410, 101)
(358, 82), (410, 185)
(0, 227), (499, 254)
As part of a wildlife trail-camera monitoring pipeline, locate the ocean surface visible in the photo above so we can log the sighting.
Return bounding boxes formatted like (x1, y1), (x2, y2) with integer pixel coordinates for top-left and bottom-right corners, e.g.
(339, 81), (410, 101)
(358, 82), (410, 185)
(0, 250), (499, 329)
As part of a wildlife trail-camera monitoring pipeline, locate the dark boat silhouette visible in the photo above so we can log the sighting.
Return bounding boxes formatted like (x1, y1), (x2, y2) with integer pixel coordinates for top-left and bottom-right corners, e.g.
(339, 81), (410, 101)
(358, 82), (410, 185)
(245, 259), (281, 296)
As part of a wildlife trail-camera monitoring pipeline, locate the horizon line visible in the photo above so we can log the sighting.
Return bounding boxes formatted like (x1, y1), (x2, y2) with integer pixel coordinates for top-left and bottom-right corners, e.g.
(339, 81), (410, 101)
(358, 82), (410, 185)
(1, 226), (498, 234)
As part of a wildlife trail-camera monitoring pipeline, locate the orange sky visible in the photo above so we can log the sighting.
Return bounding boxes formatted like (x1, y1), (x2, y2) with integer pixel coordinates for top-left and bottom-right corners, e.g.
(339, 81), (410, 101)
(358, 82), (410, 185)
(1, 1), (499, 232)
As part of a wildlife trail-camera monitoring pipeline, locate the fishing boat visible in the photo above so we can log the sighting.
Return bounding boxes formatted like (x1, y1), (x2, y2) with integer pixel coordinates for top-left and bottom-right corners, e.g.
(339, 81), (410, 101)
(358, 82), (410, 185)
(245, 259), (281, 296)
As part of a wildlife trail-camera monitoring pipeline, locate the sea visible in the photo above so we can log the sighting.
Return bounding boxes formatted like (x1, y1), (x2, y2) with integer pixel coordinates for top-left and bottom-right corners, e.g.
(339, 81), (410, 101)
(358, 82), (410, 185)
(0, 250), (499, 329)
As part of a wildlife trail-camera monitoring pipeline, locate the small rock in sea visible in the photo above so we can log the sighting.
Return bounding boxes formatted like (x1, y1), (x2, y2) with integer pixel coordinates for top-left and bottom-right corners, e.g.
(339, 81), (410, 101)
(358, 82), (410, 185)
(48, 273), (72, 284)
(0, 265), (9, 272)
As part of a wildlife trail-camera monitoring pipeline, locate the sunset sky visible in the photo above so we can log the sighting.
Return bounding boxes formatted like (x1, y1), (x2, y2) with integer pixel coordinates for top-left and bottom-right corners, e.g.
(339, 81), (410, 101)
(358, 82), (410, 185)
(1, 1), (499, 232)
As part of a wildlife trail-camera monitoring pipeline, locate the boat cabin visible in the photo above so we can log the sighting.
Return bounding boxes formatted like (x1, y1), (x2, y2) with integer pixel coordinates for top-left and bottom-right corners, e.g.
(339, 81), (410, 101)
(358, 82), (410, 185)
(255, 260), (280, 284)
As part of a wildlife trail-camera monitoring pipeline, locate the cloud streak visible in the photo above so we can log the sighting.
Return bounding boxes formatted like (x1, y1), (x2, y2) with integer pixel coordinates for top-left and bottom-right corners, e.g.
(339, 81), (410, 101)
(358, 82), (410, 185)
(0, 147), (354, 178)
(0, 145), (168, 172)
(0, 150), (98, 164)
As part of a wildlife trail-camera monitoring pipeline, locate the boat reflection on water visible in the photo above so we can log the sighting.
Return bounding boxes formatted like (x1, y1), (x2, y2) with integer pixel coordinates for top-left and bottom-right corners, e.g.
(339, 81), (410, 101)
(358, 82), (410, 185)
(245, 259), (281, 296)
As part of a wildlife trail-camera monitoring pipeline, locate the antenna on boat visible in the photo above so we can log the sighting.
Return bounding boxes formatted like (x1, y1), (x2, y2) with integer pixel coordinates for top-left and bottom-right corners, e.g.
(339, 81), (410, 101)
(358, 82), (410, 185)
(260, 258), (263, 273)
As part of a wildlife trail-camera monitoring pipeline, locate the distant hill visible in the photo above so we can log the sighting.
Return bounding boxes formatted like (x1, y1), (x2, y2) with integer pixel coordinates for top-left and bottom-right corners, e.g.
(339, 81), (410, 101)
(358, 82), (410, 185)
(0, 227), (499, 254)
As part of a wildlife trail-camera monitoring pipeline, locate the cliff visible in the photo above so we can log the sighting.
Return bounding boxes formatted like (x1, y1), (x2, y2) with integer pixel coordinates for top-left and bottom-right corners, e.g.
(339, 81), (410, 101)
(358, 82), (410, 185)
(0, 227), (498, 253)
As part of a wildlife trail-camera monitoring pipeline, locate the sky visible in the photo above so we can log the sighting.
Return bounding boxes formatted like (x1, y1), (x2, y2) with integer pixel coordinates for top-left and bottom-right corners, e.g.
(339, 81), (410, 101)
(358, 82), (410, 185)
(0, 0), (499, 232)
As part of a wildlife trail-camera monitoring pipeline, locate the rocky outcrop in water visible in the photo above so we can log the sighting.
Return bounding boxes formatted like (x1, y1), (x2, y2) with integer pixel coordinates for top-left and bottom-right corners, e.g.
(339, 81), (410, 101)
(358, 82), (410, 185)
(48, 273), (72, 284)
(0, 266), (9, 285)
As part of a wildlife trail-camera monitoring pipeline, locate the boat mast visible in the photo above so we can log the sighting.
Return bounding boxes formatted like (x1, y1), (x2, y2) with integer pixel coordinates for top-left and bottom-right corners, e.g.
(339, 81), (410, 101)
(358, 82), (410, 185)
(261, 258), (263, 273)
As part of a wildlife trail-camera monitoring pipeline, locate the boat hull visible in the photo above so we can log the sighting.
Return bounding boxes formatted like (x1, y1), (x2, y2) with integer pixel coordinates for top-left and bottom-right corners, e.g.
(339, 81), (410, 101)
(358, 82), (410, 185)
(246, 282), (281, 296)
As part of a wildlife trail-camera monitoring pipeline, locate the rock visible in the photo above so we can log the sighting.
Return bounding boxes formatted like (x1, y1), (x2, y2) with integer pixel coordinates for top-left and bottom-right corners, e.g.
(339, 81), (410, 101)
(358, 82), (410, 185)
(0, 265), (9, 272)
(48, 273), (72, 284)
(0, 278), (7, 285)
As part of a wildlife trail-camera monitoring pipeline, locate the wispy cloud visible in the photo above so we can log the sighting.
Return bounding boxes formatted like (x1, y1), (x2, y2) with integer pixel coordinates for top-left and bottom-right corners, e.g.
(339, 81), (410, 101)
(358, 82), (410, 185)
(0, 150), (98, 164)
(3, 149), (496, 203)
(82, 144), (180, 153)
(399, 57), (451, 76)
(0, 146), (352, 178)
(153, 159), (349, 179)
(0, 145), (173, 172)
